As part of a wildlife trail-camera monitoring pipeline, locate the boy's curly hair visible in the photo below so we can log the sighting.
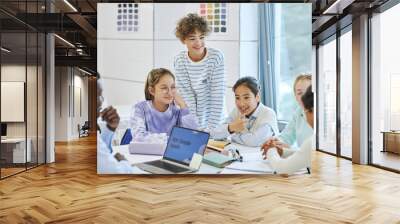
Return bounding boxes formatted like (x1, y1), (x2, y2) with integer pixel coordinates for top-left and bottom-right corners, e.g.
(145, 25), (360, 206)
(175, 13), (210, 42)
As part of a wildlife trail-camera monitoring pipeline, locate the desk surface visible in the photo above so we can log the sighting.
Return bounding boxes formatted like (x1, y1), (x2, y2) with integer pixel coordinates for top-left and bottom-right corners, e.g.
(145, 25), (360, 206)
(381, 131), (400, 134)
(1, 138), (27, 143)
(112, 143), (273, 174)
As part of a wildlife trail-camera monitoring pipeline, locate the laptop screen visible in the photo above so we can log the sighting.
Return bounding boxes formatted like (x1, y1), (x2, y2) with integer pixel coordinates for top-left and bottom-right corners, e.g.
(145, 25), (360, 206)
(163, 127), (210, 165)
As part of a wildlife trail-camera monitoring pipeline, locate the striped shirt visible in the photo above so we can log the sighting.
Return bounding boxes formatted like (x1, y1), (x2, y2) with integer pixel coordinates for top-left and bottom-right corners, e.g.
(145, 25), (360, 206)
(174, 47), (225, 131)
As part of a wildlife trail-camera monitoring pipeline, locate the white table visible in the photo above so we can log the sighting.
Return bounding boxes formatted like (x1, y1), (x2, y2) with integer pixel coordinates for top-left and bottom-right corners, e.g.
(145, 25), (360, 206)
(1, 138), (31, 163)
(112, 143), (273, 174)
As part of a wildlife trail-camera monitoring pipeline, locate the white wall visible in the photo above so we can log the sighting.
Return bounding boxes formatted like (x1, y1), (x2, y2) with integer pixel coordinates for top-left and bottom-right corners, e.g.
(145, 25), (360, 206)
(1, 65), (32, 138)
(54, 67), (89, 141)
(1, 82), (24, 122)
(98, 3), (259, 119)
(55, 67), (68, 141)
(1, 65), (26, 144)
(1, 64), (46, 163)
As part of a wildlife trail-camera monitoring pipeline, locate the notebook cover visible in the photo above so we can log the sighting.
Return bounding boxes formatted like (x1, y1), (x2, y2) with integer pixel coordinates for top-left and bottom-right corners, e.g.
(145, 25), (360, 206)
(202, 152), (234, 168)
(207, 140), (229, 152)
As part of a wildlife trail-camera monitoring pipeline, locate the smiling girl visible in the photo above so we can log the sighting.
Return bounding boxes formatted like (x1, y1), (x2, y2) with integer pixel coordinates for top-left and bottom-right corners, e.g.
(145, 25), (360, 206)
(211, 77), (279, 147)
(130, 68), (198, 140)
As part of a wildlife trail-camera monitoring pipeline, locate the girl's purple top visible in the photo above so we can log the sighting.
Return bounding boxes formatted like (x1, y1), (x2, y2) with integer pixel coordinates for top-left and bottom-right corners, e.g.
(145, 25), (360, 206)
(130, 100), (198, 140)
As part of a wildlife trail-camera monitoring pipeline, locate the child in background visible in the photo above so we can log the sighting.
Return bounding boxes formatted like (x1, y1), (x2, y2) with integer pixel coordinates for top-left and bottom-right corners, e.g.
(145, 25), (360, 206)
(262, 86), (314, 175)
(261, 74), (313, 151)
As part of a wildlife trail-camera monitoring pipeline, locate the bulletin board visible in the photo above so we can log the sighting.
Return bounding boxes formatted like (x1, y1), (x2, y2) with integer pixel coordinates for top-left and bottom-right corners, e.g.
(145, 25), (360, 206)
(1, 82), (25, 122)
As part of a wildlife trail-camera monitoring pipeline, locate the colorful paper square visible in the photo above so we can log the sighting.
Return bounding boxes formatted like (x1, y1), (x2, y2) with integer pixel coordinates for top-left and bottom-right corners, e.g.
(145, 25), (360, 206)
(117, 3), (139, 32)
(198, 2), (227, 33)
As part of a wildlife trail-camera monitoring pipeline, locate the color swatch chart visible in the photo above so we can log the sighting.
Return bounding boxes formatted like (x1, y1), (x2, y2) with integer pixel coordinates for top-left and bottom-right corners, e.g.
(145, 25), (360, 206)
(117, 3), (139, 32)
(199, 3), (227, 33)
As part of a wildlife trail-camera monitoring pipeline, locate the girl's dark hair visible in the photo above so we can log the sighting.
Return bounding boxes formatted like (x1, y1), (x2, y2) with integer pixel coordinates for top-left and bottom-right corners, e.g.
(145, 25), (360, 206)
(232, 76), (260, 96)
(301, 86), (314, 112)
(144, 68), (175, 101)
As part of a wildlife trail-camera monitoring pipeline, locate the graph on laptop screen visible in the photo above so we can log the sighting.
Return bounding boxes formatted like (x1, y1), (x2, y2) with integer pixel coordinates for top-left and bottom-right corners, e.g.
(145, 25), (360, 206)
(164, 127), (209, 165)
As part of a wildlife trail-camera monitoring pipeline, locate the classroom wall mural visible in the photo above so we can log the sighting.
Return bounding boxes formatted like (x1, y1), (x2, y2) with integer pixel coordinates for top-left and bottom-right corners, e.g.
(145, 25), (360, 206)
(116, 3), (140, 32)
(199, 3), (228, 34)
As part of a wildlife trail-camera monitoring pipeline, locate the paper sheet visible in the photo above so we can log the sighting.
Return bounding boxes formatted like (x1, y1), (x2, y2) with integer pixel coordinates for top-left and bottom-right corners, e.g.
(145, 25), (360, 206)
(241, 151), (264, 162)
(223, 160), (273, 174)
(220, 168), (259, 174)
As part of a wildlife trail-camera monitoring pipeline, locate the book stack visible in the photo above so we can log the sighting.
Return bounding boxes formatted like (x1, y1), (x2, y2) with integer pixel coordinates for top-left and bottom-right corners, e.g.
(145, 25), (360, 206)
(207, 140), (229, 152)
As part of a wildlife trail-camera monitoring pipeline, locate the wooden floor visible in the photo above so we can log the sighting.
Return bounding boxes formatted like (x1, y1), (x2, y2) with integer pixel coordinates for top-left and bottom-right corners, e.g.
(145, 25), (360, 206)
(1, 167), (26, 178)
(1, 136), (400, 223)
(1, 163), (45, 178)
(372, 150), (400, 171)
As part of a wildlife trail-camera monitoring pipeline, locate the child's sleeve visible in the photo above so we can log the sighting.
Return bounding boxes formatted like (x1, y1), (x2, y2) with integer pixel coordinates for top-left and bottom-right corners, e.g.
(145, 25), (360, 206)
(207, 52), (225, 130)
(180, 108), (199, 130)
(130, 103), (149, 140)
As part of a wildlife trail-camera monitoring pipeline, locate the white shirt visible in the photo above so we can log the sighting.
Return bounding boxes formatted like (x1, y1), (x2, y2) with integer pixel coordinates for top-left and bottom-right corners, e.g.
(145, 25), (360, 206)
(211, 103), (279, 147)
(278, 107), (313, 148)
(97, 121), (133, 174)
(267, 136), (313, 175)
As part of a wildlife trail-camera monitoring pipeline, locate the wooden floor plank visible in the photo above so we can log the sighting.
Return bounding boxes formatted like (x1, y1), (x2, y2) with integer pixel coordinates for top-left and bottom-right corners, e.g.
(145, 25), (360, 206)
(0, 135), (400, 223)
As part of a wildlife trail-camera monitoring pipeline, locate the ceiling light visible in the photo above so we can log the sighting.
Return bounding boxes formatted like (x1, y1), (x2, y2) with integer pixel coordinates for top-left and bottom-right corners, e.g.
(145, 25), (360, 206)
(54, 34), (75, 48)
(63, 0), (78, 12)
(78, 67), (92, 76)
(76, 48), (84, 55)
(1, 47), (11, 53)
(322, 0), (354, 15)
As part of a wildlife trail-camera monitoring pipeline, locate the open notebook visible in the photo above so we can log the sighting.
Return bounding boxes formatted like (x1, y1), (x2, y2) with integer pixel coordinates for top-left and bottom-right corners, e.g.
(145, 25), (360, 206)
(221, 150), (273, 174)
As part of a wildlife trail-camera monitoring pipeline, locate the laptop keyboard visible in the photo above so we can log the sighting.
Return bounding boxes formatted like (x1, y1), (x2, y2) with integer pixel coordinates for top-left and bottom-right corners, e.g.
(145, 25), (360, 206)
(147, 160), (190, 173)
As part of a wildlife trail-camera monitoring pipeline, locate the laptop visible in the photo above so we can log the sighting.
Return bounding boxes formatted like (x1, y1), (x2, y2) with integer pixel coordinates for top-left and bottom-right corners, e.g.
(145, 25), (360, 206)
(134, 126), (210, 174)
